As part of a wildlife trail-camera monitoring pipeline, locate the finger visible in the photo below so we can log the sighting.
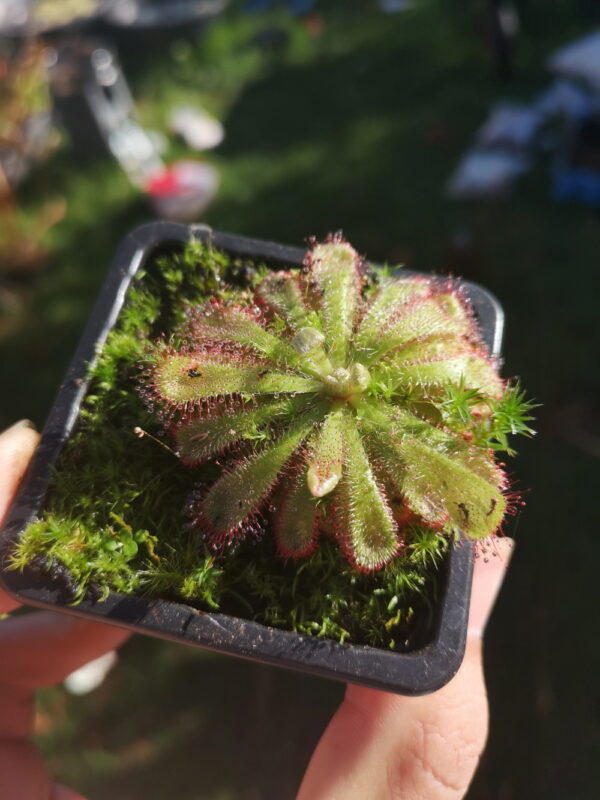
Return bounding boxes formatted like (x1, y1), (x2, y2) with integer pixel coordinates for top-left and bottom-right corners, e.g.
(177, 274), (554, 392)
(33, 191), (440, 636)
(0, 612), (130, 690)
(0, 420), (40, 614)
(0, 742), (88, 800)
(468, 536), (514, 638)
(0, 422), (112, 800)
(298, 645), (487, 800)
(52, 785), (87, 800)
(0, 419), (39, 524)
(0, 740), (54, 800)
(296, 538), (513, 800)
(0, 685), (35, 739)
(0, 586), (20, 615)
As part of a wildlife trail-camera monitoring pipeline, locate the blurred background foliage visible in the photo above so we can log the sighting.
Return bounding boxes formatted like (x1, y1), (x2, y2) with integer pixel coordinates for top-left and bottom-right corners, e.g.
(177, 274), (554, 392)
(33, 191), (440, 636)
(1, 1), (599, 798)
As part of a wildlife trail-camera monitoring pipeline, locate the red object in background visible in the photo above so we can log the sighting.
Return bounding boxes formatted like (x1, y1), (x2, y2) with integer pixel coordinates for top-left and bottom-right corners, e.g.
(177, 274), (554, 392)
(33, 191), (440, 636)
(146, 168), (181, 196)
(144, 160), (219, 221)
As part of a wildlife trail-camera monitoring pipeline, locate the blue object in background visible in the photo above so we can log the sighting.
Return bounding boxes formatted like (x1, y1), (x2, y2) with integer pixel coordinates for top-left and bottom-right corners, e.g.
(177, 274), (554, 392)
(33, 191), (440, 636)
(553, 114), (600, 208)
(553, 167), (600, 207)
(245, 0), (316, 13)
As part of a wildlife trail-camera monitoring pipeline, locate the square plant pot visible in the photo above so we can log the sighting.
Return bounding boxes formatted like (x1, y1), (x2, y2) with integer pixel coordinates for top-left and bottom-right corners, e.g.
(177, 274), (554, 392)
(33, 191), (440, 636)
(0, 221), (504, 696)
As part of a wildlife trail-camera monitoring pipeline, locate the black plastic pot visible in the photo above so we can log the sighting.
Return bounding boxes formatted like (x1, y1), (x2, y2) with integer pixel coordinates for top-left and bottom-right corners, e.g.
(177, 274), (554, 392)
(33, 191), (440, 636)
(0, 222), (504, 696)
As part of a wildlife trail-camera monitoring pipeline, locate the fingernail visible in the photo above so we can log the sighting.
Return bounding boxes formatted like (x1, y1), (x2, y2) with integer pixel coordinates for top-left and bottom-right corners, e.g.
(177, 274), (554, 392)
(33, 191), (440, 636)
(467, 537), (514, 638)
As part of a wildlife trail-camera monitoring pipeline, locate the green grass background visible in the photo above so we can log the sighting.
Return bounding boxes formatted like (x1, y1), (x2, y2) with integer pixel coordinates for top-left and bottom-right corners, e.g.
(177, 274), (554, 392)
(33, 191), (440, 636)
(2, 1), (599, 797)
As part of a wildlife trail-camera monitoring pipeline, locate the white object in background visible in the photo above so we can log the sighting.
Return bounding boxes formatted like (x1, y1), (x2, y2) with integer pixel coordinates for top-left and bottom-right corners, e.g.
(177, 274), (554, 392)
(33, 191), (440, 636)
(534, 79), (591, 121)
(475, 103), (542, 151)
(446, 150), (530, 199)
(108, 119), (164, 186)
(107, 0), (227, 28)
(548, 31), (600, 90)
(0, 0), (28, 29)
(168, 106), (225, 151)
(498, 3), (520, 37)
(146, 160), (220, 221)
(108, 0), (139, 25)
(64, 650), (118, 696)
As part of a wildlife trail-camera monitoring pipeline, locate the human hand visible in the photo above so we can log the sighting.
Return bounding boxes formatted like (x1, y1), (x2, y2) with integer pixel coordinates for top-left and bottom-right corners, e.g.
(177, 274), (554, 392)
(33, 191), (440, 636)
(297, 533), (513, 799)
(0, 420), (130, 800)
(0, 418), (512, 800)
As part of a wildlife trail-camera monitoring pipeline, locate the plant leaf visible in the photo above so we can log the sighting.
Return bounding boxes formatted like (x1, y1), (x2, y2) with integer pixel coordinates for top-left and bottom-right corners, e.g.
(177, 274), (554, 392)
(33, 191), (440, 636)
(201, 410), (322, 536)
(354, 276), (432, 350)
(188, 304), (306, 368)
(275, 467), (320, 557)
(333, 417), (399, 570)
(175, 399), (299, 464)
(363, 404), (506, 538)
(310, 241), (361, 367)
(386, 352), (502, 397)
(152, 352), (320, 406)
(255, 272), (309, 328)
(306, 407), (345, 497)
(363, 293), (474, 363)
(370, 336), (464, 391)
(393, 435), (506, 538)
(383, 334), (465, 365)
(461, 355), (504, 398)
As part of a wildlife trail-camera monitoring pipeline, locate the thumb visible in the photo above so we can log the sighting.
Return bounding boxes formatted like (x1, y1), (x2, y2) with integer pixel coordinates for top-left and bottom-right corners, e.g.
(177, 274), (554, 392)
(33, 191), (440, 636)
(297, 538), (513, 800)
(467, 536), (514, 638)
(0, 419), (39, 526)
(0, 420), (40, 615)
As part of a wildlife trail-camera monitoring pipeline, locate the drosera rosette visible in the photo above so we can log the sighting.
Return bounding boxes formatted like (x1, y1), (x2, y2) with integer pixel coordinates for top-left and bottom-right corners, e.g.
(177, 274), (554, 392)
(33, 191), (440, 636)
(140, 233), (535, 572)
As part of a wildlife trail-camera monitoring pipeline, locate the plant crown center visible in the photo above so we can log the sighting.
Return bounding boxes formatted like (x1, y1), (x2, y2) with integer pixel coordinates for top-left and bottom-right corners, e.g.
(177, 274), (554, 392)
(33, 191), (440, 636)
(319, 362), (371, 401)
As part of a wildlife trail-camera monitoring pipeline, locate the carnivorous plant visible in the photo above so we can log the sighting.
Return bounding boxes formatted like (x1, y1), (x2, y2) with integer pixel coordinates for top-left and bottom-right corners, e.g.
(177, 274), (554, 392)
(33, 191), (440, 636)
(142, 236), (532, 571)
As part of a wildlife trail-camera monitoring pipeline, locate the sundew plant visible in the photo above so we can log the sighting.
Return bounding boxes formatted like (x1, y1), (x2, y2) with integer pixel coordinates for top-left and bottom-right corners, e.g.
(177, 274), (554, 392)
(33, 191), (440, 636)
(143, 235), (531, 571)
(11, 235), (534, 648)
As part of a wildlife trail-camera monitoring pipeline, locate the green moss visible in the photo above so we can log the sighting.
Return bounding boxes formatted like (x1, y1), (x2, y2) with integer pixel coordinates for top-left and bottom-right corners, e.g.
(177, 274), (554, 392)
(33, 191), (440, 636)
(11, 240), (452, 649)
